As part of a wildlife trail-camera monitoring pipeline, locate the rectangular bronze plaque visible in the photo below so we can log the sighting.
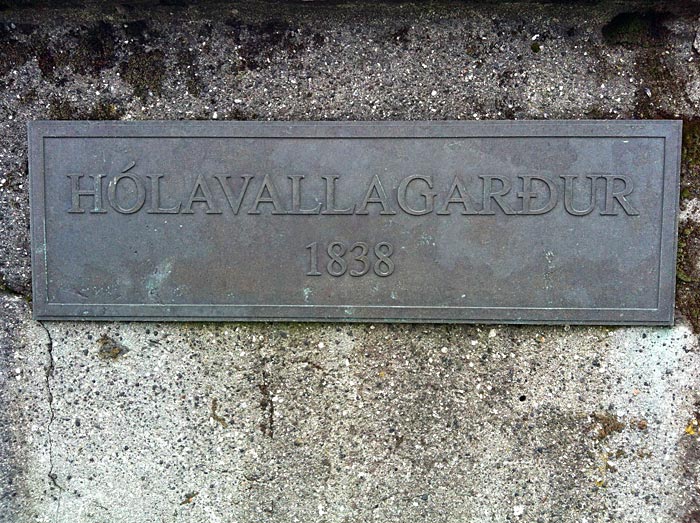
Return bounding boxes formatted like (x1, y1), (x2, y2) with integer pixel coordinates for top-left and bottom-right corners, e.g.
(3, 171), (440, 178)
(29, 120), (681, 324)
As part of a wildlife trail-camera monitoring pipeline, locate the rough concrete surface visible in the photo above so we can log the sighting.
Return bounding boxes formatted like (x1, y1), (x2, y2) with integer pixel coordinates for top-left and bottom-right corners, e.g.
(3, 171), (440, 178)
(0, 1), (700, 522)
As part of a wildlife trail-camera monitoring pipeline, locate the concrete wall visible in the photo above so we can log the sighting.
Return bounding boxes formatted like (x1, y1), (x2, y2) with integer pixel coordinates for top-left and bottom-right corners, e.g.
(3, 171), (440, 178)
(1, 1), (699, 522)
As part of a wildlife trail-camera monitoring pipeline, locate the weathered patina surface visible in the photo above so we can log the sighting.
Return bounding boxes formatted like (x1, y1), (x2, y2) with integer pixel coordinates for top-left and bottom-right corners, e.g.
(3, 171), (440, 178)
(29, 120), (681, 324)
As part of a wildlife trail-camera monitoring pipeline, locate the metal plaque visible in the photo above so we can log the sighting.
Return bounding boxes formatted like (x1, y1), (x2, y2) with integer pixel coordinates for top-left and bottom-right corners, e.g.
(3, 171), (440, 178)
(28, 120), (681, 324)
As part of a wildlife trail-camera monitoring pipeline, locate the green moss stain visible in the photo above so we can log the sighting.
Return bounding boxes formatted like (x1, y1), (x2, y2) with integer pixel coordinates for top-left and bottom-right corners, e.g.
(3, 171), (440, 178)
(602, 11), (670, 46)
(120, 49), (166, 99)
(176, 48), (201, 97)
(624, 52), (700, 330)
(683, 120), (700, 179)
(48, 99), (123, 120)
(677, 119), (700, 332)
(47, 99), (77, 120)
(84, 102), (122, 120)
(0, 27), (32, 75)
(70, 21), (117, 75)
(677, 219), (700, 331)
(224, 17), (308, 72)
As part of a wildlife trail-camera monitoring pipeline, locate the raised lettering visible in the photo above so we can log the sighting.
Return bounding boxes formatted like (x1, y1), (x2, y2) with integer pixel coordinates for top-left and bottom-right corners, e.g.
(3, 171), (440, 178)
(517, 175), (558, 215)
(66, 172), (644, 219)
(397, 175), (436, 216)
(561, 175), (599, 216)
(182, 174), (222, 214)
(436, 175), (478, 215)
(601, 175), (639, 216)
(107, 174), (146, 214)
(321, 175), (354, 215)
(288, 175), (322, 215)
(373, 242), (395, 276)
(249, 174), (286, 215)
(479, 175), (515, 215)
(327, 241), (347, 277)
(349, 242), (370, 276)
(214, 175), (253, 214)
(147, 175), (181, 214)
(356, 175), (396, 215)
(67, 174), (106, 214)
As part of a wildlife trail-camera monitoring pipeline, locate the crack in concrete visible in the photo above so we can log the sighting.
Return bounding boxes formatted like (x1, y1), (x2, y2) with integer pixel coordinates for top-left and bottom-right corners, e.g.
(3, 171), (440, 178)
(38, 320), (64, 510)
(258, 369), (274, 439)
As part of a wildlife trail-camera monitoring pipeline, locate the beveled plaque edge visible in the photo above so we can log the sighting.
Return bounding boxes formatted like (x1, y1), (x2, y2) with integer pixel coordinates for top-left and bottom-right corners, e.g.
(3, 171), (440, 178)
(28, 120), (683, 325)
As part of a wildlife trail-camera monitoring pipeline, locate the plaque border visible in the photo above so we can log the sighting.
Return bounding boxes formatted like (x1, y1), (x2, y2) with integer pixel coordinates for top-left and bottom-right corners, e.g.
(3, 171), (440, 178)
(28, 120), (681, 324)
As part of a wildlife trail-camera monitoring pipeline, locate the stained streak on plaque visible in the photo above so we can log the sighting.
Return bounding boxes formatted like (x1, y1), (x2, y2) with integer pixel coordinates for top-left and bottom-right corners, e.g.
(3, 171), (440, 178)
(28, 121), (681, 324)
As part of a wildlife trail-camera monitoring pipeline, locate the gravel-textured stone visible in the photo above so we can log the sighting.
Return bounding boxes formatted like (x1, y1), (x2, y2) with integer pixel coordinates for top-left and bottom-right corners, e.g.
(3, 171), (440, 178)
(0, 1), (699, 522)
